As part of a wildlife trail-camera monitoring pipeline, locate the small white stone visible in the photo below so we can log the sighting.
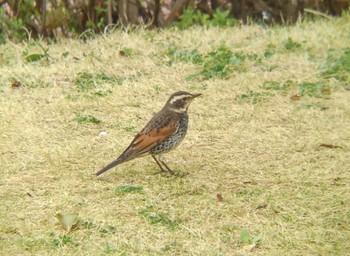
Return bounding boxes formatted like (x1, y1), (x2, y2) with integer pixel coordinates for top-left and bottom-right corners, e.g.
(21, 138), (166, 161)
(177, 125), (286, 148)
(99, 131), (108, 136)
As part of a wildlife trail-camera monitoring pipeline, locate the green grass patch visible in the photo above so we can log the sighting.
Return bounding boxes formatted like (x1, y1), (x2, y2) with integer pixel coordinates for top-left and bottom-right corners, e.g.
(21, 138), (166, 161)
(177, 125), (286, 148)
(99, 225), (117, 236)
(82, 221), (116, 237)
(264, 49), (276, 58)
(82, 221), (96, 229)
(199, 47), (247, 79)
(75, 114), (101, 124)
(139, 206), (181, 230)
(52, 235), (79, 247)
(283, 37), (302, 50)
(22, 43), (50, 63)
(298, 82), (329, 98)
(175, 8), (237, 29)
(167, 45), (267, 80)
(75, 71), (124, 92)
(240, 229), (262, 245)
(115, 185), (144, 194)
(236, 91), (272, 104)
(260, 80), (292, 91)
(322, 48), (350, 84)
(166, 45), (265, 79)
(166, 46), (203, 64)
(119, 47), (134, 57)
(93, 89), (113, 97)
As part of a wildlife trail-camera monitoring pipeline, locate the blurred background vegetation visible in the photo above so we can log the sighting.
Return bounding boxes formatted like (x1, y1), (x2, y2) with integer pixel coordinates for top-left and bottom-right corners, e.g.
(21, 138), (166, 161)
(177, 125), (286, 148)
(0, 0), (349, 42)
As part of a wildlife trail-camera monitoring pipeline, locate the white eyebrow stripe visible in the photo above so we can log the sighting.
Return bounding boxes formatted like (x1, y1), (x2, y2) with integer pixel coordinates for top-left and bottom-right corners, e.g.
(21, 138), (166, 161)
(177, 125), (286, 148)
(169, 95), (190, 104)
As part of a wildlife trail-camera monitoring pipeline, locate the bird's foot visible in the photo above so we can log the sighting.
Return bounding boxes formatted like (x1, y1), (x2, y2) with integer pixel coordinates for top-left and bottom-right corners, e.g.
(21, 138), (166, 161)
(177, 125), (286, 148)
(152, 170), (166, 175)
(174, 171), (189, 178)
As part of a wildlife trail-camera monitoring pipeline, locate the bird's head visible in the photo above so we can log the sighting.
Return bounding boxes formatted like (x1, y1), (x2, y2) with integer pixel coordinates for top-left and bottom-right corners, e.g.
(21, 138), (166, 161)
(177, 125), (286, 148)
(165, 91), (201, 112)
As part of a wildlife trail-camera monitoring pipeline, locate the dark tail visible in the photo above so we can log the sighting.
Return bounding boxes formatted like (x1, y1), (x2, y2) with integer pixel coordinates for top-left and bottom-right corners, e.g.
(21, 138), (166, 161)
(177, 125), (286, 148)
(96, 159), (122, 176)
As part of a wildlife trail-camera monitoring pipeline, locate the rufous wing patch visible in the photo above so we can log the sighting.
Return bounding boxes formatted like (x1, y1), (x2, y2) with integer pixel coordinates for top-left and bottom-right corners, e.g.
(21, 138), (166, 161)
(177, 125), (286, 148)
(132, 122), (177, 155)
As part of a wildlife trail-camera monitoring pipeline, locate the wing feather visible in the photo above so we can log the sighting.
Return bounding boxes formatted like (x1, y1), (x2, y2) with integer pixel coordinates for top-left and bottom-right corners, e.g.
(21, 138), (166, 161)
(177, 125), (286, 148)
(96, 113), (178, 176)
(117, 116), (178, 162)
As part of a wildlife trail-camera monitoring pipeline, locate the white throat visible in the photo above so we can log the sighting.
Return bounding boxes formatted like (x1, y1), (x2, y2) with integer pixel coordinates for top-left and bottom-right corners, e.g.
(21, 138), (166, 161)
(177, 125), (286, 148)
(169, 107), (188, 113)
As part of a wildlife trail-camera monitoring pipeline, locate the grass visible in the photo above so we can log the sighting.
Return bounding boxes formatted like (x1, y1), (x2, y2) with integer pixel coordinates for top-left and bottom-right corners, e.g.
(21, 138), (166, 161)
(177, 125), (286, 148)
(0, 15), (350, 255)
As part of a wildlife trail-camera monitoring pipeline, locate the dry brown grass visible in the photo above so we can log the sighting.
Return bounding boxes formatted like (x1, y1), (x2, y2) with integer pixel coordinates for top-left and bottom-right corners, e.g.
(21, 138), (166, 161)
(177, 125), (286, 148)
(1, 16), (350, 255)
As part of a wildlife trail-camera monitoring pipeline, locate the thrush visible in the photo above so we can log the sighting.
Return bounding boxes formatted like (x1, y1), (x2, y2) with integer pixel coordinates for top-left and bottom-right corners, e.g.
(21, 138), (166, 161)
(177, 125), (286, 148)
(96, 91), (201, 176)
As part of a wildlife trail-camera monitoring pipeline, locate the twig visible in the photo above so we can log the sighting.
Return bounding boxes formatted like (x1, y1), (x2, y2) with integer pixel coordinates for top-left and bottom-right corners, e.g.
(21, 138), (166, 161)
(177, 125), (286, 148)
(304, 8), (333, 20)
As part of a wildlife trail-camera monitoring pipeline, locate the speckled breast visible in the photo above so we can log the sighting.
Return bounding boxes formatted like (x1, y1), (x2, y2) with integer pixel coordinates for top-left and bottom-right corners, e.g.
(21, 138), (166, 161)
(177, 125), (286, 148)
(150, 114), (188, 155)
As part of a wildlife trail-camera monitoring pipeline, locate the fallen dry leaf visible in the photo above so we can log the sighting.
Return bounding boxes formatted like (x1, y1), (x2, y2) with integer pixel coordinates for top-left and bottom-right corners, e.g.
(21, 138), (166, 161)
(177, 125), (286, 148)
(321, 88), (331, 95)
(290, 94), (300, 101)
(243, 244), (256, 252)
(216, 193), (224, 202)
(256, 204), (268, 210)
(319, 143), (343, 149)
(55, 213), (78, 232)
(119, 50), (126, 56)
(11, 81), (22, 88)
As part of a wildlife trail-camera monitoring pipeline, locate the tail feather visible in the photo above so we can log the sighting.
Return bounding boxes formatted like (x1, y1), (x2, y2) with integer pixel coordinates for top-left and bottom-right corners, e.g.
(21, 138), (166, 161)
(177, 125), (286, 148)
(96, 159), (123, 176)
(96, 143), (137, 176)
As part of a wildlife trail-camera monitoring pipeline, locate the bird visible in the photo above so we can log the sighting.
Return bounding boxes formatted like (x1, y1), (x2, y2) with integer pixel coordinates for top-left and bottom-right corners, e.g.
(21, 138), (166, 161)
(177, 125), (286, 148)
(96, 91), (201, 176)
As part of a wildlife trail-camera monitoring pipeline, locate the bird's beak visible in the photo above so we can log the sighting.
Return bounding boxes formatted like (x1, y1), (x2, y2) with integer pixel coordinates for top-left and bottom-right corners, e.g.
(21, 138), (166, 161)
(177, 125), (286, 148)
(192, 93), (202, 98)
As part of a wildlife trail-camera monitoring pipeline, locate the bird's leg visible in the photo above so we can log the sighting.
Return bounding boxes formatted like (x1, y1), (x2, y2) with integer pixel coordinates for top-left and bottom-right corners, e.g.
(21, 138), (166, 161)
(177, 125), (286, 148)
(158, 155), (175, 175)
(152, 155), (167, 174)
(152, 155), (175, 175)
(159, 155), (189, 177)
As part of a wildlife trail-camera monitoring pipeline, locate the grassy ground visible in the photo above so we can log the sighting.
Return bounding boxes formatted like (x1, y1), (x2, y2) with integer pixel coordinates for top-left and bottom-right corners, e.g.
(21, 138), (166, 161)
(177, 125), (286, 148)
(1, 15), (350, 255)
